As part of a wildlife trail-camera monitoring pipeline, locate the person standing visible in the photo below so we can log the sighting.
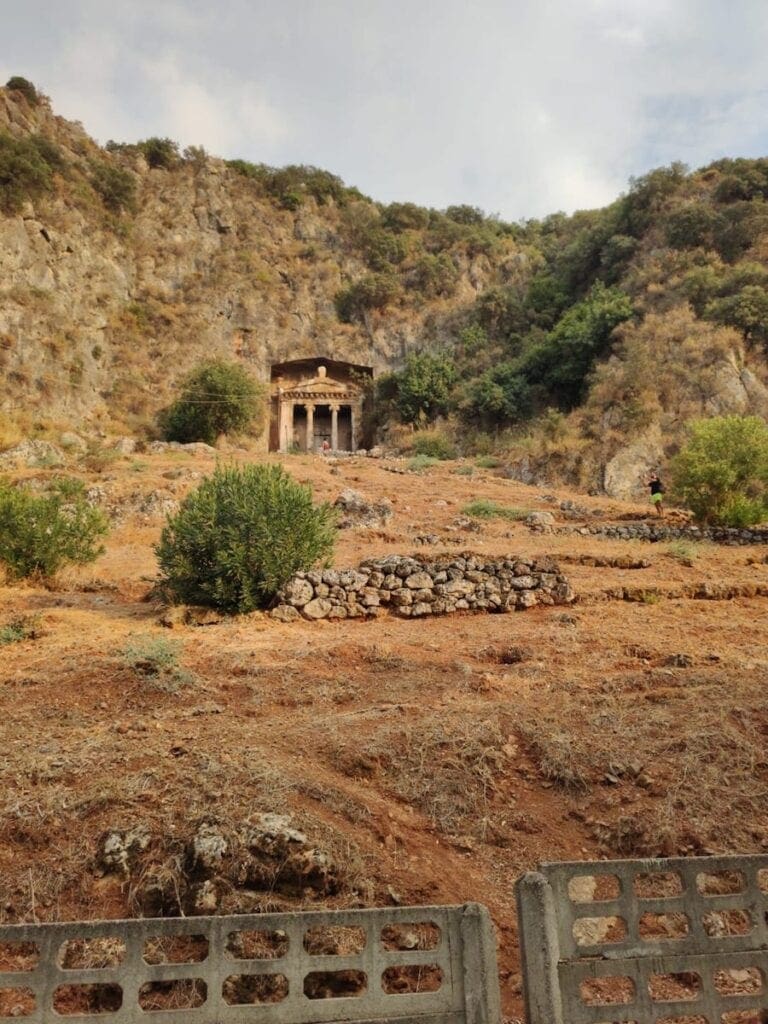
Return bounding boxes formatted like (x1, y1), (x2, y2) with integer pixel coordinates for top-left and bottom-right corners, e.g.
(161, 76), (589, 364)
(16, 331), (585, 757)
(646, 472), (664, 516)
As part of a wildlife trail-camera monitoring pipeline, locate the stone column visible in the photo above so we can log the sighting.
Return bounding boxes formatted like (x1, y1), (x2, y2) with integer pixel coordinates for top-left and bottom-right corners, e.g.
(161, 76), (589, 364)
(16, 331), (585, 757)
(305, 402), (314, 452)
(350, 405), (356, 451)
(330, 404), (339, 451)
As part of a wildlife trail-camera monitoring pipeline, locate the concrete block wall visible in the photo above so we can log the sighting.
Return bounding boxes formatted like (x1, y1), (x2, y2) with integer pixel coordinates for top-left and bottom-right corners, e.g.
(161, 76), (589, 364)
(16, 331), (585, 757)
(516, 854), (768, 1024)
(0, 903), (501, 1024)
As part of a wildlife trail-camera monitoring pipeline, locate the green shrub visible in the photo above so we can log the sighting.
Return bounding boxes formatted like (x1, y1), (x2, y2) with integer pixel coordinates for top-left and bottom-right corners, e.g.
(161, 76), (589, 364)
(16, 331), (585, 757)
(5, 77), (40, 105)
(0, 613), (42, 644)
(334, 273), (399, 323)
(406, 454), (440, 472)
(0, 133), (62, 213)
(454, 465), (475, 476)
(665, 540), (698, 566)
(122, 634), (195, 691)
(156, 464), (337, 612)
(461, 499), (527, 521)
(407, 253), (459, 298)
(0, 478), (108, 580)
(411, 431), (457, 460)
(90, 162), (136, 213)
(475, 455), (502, 468)
(162, 359), (266, 445)
(136, 137), (180, 169)
(670, 415), (768, 526)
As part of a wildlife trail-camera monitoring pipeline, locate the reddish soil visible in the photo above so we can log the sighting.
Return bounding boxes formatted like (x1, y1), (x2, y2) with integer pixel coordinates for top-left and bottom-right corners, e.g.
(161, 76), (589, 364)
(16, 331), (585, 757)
(1, 448), (768, 1020)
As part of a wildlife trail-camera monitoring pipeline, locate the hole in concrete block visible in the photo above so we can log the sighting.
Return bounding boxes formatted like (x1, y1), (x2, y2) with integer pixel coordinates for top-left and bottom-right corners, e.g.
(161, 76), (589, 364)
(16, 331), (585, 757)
(634, 871), (683, 898)
(138, 979), (207, 1011)
(649, 973), (702, 1002)
(697, 871), (746, 895)
(714, 968), (763, 996)
(222, 973), (289, 1004)
(58, 938), (126, 969)
(639, 912), (689, 940)
(226, 929), (288, 960)
(580, 975), (635, 1005)
(757, 869), (768, 894)
(572, 916), (627, 946)
(0, 988), (35, 1018)
(382, 964), (443, 994)
(303, 926), (366, 955)
(143, 934), (209, 964)
(53, 984), (123, 1015)
(381, 923), (441, 951)
(0, 943), (38, 972)
(702, 910), (753, 937)
(303, 971), (367, 999)
(656, 1017), (708, 1024)
(720, 1013), (768, 1024)
(568, 874), (621, 903)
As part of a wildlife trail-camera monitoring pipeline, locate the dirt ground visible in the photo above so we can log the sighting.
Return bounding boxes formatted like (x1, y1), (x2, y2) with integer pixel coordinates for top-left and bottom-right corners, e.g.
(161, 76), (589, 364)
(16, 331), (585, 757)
(1, 447), (767, 1019)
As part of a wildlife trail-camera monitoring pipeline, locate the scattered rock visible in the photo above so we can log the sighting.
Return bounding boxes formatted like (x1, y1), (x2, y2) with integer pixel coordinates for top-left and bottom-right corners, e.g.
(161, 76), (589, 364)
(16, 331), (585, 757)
(334, 488), (393, 528)
(0, 439), (64, 468)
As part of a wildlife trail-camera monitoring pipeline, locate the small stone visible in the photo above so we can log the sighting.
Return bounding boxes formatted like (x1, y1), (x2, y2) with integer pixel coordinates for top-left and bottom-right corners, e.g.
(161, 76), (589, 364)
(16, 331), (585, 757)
(270, 605), (301, 623)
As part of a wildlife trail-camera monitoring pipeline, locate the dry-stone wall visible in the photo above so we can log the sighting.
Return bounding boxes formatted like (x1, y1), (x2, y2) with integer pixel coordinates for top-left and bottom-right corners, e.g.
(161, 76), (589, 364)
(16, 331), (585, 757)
(537, 521), (768, 545)
(270, 554), (574, 622)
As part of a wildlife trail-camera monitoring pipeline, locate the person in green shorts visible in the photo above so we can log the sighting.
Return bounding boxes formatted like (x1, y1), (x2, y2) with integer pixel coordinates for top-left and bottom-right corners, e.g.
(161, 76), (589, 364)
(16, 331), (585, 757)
(647, 472), (664, 516)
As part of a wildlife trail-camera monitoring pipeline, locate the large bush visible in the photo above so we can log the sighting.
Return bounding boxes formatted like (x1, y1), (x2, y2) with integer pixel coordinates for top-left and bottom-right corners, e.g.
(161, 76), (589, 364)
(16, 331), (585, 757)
(0, 479), (108, 580)
(90, 162), (136, 213)
(156, 464), (337, 612)
(334, 273), (399, 323)
(162, 359), (266, 445)
(670, 415), (768, 526)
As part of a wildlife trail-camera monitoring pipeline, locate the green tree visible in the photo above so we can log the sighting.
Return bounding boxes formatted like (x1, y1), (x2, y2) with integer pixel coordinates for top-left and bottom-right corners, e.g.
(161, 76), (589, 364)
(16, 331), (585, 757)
(521, 282), (634, 408)
(156, 464), (337, 612)
(392, 352), (456, 424)
(0, 479), (108, 580)
(162, 360), (266, 445)
(407, 253), (459, 298)
(460, 363), (532, 429)
(670, 415), (768, 526)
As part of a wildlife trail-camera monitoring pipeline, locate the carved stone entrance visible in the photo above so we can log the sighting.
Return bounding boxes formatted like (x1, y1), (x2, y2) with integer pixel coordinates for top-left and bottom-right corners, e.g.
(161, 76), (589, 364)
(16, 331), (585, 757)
(269, 359), (371, 453)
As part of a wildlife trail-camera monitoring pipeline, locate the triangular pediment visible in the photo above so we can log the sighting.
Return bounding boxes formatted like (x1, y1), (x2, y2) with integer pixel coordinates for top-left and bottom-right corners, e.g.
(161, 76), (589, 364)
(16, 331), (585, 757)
(281, 374), (360, 397)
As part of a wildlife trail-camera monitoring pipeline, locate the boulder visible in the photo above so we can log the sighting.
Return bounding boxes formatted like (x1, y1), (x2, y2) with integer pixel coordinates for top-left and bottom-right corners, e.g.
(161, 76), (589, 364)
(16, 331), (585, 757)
(334, 488), (393, 528)
(302, 598), (333, 620)
(0, 439), (64, 468)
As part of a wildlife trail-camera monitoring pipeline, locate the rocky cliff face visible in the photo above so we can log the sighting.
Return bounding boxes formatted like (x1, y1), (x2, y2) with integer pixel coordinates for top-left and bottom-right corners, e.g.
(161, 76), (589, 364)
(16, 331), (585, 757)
(0, 87), (501, 434)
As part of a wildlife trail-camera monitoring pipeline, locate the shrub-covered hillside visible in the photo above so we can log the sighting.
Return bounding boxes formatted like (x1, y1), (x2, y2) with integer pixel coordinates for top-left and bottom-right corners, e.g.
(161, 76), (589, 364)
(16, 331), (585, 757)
(0, 77), (767, 495)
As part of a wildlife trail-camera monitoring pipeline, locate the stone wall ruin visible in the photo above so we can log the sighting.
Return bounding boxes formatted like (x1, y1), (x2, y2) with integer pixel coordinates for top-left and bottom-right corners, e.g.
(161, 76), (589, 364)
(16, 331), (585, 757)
(270, 554), (574, 622)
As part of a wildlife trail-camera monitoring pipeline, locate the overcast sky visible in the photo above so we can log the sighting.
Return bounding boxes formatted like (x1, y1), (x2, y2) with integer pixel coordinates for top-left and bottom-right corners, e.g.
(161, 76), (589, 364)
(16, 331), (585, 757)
(3, 0), (768, 219)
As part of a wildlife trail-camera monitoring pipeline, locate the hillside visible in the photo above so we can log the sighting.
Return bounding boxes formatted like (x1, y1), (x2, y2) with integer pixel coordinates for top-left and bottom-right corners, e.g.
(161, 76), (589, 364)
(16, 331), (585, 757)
(0, 81), (518, 438)
(1, 75), (768, 492)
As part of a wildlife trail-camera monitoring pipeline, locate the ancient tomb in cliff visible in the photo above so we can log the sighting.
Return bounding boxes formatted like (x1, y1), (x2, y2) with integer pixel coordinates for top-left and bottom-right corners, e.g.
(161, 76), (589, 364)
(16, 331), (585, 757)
(268, 358), (372, 452)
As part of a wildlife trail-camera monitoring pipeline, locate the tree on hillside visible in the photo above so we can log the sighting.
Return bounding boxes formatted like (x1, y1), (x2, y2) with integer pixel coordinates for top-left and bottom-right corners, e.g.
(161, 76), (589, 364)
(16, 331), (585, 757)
(670, 415), (768, 526)
(520, 282), (634, 408)
(161, 360), (266, 445)
(391, 352), (457, 425)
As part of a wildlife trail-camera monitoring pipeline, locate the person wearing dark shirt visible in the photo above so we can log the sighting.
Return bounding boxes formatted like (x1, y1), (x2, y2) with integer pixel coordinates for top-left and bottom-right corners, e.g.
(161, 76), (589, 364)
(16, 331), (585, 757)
(646, 472), (664, 516)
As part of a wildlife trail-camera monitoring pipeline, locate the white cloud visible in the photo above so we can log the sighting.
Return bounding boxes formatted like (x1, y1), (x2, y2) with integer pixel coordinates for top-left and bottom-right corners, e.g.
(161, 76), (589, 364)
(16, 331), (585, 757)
(3, 0), (768, 218)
